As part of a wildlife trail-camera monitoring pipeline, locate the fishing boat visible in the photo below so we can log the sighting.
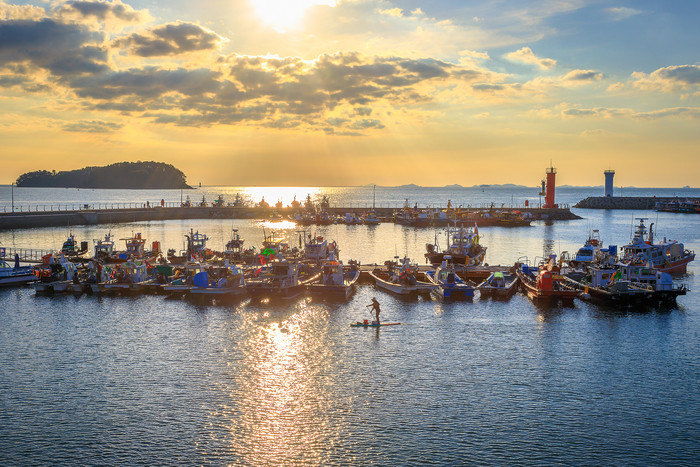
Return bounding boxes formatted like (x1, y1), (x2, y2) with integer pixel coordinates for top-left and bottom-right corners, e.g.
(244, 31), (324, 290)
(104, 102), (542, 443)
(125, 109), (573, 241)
(60, 232), (87, 257)
(621, 218), (695, 273)
(189, 264), (246, 297)
(394, 200), (432, 227)
(160, 262), (203, 294)
(307, 254), (360, 300)
(246, 260), (320, 300)
(167, 229), (213, 264)
(566, 264), (687, 304)
(368, 256), (436, 295)
(515, 256), (580, 301)
(103, 233), (159, 263)
(362, 185), (381, 225)
(33, 255), (77, 294)
(425, 225), (487, 266)
(223, 229), (245, 259)
(476, 271), (519, 297)
(424, 258), (475, 299)
(93, 231), (116, 261)
(103, 261), (153, 293)
(570, 230), (605, 268)
(0, 256), (36, 286)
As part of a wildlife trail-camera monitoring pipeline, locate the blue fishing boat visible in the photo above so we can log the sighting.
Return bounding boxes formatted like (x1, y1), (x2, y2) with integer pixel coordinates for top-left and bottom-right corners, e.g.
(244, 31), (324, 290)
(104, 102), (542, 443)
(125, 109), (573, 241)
(424, 259), (475, 299)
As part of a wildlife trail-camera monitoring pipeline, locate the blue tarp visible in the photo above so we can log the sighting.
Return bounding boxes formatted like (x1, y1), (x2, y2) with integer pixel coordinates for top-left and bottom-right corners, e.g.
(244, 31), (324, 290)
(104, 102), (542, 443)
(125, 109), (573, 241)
(193, 271), (209, 288)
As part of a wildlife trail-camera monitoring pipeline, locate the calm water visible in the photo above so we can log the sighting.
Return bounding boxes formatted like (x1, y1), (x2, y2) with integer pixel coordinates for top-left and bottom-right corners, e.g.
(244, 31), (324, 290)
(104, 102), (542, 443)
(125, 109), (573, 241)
(1, 187), (699, 465)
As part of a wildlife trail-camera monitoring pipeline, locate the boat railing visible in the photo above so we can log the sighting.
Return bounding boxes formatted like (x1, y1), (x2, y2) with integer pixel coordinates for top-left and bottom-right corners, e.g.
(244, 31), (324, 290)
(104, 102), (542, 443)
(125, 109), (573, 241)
(1, 248), (56, 263)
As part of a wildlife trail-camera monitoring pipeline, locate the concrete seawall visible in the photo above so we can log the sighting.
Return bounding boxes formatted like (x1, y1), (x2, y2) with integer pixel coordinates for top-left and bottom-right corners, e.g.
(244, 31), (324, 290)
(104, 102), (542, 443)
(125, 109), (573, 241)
(0, 206), (579, 230)
(574, 197), (683, 210)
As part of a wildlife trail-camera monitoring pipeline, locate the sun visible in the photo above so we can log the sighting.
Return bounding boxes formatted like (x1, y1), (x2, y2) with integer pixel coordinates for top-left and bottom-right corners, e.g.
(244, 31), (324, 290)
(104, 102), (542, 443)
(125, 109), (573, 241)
(251, 0), (337, 32)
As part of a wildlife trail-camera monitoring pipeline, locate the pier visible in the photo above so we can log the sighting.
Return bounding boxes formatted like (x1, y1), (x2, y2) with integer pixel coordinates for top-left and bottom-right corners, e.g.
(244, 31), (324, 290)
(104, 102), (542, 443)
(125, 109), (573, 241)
(574, 196), (696, 210)
(0, 204), (579, 230)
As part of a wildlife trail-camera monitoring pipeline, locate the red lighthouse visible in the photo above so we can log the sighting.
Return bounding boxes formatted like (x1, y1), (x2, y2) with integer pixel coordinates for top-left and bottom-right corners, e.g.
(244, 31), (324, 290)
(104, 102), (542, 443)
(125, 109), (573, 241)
(543, 164), (557, 208)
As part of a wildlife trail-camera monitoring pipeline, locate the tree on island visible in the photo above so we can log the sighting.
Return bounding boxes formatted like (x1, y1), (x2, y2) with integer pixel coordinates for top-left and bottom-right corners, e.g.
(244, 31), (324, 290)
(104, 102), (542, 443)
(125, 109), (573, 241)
(15, 161), (191, 189)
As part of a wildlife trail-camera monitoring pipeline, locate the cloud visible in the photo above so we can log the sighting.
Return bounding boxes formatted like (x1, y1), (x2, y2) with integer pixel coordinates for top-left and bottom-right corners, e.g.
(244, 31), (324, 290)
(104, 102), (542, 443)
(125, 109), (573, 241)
(114, 22), (226, 57)
(563, 69), (603, 81)
(560, 105), (700, 120)
(378, 8), (403, 18)
(62, 119), (123, 132)
(0, 19), (109, 78)
(0, 1), (45, 20)
(57, 0), (147, 24)
(605, 7), (642, 21)
(504, 47), (556, 69)
(631, 65), (700, 94)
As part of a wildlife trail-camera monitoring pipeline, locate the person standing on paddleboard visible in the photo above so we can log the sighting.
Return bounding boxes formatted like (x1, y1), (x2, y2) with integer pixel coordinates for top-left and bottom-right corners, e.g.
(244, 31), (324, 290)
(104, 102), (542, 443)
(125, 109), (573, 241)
(370, 297), (381, 325)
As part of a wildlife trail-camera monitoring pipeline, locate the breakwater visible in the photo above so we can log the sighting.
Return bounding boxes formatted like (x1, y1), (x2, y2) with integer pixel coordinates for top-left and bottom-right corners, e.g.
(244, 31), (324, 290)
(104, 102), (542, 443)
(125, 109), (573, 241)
(0, 206), (579, 230)
(574, 196), (690, 210)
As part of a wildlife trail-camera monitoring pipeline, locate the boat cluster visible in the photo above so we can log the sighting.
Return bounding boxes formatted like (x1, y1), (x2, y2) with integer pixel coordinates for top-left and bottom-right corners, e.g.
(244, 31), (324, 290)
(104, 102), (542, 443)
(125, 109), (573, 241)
(1, 218), (691, 308)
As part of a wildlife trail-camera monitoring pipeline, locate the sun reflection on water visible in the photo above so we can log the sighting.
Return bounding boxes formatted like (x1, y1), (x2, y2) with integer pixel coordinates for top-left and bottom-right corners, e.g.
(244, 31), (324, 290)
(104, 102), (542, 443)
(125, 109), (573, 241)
(221, 301), (339, 464)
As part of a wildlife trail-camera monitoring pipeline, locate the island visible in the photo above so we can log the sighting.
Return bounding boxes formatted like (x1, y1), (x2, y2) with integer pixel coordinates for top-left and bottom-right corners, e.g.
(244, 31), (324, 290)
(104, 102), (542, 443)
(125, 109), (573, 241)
(15, 161), (191, 189)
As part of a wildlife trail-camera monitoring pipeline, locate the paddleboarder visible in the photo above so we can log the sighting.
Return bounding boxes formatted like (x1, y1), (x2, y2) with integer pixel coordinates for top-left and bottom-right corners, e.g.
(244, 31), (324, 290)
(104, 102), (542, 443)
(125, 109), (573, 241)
(369, 297), (381, 325)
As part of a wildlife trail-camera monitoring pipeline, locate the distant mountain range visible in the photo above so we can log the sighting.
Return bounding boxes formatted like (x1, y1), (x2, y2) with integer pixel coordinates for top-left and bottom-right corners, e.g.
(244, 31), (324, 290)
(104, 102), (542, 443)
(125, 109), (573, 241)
(15, 161), (191, 189)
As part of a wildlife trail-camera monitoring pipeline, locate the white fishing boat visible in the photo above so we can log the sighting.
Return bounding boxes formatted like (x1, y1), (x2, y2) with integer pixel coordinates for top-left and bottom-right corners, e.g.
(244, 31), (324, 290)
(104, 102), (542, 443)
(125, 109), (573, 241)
(246, 260), (320, 300)
(103, 261), (153, 293)
(621, 218), (695, 273)
(425, 225), (487, 266)
(307, 254), (360, 300)
(33, 255), (76, 294)
(368, 256), (436, 295)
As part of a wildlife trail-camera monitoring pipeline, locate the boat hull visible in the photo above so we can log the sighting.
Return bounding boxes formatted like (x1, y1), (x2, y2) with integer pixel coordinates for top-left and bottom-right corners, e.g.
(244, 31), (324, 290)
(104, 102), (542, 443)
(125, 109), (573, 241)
(368, 270), (436, 295)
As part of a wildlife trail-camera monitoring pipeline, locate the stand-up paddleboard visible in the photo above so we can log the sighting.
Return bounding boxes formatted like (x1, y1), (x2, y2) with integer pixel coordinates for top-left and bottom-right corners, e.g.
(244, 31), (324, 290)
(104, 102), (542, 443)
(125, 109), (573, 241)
(351, 322), (401, 327)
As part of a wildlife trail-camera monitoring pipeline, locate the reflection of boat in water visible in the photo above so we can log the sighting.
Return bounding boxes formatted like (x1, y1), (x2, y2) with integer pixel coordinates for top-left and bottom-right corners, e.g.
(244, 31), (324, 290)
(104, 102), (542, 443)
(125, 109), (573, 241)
(424, 259), (474, 299)
(515, 256), (580, 301)
(307, 254), (360, 300)
(621, 218), (695, 273)
(425, 225), (487, 266)
(477, 271), (519, 297)
(369, 256), (436, 295)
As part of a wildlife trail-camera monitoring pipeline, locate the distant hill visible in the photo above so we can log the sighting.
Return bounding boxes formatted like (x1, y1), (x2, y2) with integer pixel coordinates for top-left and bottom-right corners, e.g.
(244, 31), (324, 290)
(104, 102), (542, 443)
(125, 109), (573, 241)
(15, 161), (191, 189)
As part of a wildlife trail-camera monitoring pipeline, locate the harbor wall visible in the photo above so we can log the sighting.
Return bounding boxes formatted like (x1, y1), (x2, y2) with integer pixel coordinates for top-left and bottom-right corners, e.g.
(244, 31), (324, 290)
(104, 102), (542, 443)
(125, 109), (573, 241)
(0, 206), (579, 230)
(574, 196), (681, 210)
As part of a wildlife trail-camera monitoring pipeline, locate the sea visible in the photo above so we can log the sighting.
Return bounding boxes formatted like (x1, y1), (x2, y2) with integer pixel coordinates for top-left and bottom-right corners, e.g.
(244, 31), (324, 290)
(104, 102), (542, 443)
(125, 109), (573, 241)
(1, 185), (699, 465)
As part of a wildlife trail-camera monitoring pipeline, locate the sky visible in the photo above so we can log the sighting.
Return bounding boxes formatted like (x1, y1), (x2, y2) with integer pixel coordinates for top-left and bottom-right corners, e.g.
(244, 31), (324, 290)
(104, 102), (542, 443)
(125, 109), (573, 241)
(1, 0), (698, 187)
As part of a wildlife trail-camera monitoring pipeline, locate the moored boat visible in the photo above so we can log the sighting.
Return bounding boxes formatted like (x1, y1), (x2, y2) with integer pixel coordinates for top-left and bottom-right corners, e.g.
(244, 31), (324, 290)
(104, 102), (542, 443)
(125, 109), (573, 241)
(477, 271), (519, 297)
(515, 256), (580, 301)
(307, 254), (360, 300)
(369, 256), (436, 295)
(189, 264), (246, 297)
(425, 225), (487, 266)
(0, 256), (36, 286)
(246, 260), (319, 300)
(424, 259), (475, 299)
(621, 218), (695, 273)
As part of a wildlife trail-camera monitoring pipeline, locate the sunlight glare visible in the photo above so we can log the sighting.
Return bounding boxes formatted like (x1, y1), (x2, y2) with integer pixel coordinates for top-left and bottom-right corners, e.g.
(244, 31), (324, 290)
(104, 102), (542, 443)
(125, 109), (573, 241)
(251, 0), (337, 32)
